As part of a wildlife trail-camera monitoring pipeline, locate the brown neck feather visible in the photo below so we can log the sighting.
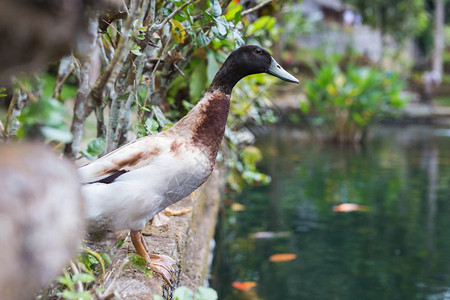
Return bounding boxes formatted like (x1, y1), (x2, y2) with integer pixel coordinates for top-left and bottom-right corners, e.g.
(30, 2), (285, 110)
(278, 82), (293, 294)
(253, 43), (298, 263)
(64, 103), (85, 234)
(190, 91), (230, 161)
(172, 90), (230, 162)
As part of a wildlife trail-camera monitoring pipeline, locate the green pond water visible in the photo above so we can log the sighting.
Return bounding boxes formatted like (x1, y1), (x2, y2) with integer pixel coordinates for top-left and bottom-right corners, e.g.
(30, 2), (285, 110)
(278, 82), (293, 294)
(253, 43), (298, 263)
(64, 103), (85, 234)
(211, 124), (450, 300)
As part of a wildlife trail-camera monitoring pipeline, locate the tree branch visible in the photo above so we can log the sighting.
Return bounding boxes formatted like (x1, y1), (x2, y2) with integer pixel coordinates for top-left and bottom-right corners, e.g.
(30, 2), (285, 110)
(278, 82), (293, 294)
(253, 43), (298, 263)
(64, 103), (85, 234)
(52, 55), (73, 99)
(11, 77), (38, 103)
(4, 89), (27, 139)
(241, 0), (273, 16)
(148, 0), (196, 33)
(91, 0), (139, 104)
(64, 13), (99, 159)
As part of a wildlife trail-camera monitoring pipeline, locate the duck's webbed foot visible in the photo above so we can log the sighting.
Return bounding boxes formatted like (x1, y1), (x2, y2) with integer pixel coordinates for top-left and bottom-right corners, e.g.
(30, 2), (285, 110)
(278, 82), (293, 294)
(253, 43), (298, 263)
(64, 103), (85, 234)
(130, 230), (176, 286)
(147, 253), (176, 285)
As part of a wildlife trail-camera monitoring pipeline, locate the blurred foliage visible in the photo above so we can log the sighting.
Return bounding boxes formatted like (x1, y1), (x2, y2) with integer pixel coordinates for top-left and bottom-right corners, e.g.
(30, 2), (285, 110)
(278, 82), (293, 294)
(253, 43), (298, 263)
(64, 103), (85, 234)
(302, 54), (409, 143)
(279, 3), (322, 51)
(127, 253), (153, 277)
(80, 137), (107, 160)
(222, 74), (280, 192)
(345, 0), (429, 42)
(445, 25), (450, 48)
(40, 72), (77, 100)
(158, 0), (287, 191)
(58, 270), (94, 300)
(17, 97), (73, 143)
(55, 248), (111, 300)
(1, 0), (297, 191)
(115, 0), (293, 192)
(0, 87), (7, 97)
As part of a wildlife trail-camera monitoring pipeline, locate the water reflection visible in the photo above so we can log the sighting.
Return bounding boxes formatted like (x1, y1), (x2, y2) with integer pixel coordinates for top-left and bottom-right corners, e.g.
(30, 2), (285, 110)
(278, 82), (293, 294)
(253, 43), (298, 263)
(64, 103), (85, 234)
(211, 125), (450, 300)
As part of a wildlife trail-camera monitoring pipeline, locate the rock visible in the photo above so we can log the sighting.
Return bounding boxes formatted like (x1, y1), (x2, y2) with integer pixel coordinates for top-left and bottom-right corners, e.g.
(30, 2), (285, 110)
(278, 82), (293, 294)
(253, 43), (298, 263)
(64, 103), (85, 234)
(0, 143), (84, 300)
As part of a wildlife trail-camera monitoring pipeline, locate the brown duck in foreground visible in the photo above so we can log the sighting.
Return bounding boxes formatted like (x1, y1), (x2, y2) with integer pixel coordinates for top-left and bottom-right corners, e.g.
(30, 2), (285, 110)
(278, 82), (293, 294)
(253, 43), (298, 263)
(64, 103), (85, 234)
(78, 45), (299, 285)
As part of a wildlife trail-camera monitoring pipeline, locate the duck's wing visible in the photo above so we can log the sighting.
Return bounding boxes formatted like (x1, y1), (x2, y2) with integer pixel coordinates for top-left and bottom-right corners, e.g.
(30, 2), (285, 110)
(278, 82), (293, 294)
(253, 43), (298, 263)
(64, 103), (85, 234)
(78, 135), (171, 184)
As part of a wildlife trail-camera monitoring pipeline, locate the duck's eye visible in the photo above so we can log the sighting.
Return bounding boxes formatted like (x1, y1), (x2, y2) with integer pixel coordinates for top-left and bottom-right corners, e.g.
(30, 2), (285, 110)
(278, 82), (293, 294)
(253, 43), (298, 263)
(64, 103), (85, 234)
(255, 48), (262, 54)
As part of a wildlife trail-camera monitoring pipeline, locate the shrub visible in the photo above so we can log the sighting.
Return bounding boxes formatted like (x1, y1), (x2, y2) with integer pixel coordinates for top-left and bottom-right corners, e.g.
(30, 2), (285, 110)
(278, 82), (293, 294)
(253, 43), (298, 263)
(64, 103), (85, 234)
(302, 62), (409, 143)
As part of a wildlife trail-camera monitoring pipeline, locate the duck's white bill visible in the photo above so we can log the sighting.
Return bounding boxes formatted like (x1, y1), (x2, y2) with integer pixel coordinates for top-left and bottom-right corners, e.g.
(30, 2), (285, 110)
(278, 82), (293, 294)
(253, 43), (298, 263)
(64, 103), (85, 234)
(267, 57), (299, 84)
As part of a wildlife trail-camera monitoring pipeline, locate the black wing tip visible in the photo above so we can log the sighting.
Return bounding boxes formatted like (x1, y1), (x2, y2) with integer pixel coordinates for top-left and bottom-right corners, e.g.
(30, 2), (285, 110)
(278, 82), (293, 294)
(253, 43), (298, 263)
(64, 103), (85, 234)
(95, 170), (128, 184)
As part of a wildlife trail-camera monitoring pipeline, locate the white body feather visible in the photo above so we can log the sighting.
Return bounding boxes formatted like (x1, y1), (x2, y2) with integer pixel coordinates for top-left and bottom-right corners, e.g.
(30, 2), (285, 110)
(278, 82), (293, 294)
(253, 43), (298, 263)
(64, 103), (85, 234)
(79, 134), (212, 232)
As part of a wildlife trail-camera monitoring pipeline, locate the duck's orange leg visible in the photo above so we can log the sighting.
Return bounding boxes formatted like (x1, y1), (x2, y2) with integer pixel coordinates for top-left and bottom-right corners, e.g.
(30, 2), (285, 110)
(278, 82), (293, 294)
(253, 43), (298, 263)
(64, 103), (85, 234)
(130, 230), (176, 286)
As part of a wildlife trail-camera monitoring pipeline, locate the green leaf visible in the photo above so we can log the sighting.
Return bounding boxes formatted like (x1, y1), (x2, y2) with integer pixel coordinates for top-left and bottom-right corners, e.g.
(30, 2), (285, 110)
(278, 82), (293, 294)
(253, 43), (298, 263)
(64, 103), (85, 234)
(242, 169), (271, 184)
(174, 13), (188, 22)
(127, 253), (153, 278)
(115, 238), (125, 248)
(187, 3), (194, 14)
(82, 138), (106, 159)
(232, 29), (244, 47)
(139, 104), (151, 112)
(247, 16), (276, 35)
(0, 87), (7, 97)
(209, 0), (222, 17)
(215, 17), (229, 36)
(224, 3), (242, 22)
(61, 291), (92, 300)
(195, 32), (211, 48)
(72, 273), (96, 283)
(131, 43), (142, 56)
(352, 112), (366, 126)
(201, 10), (214, 22)
(299, 100), (310, 113)
(234, 10), (242, 24)
(17, 97), (66, 126)
(99, 253), (111, 266)
(151, 105), (169, 127)
(196, 286), (218, 300)
(211, 17), (229, 39)
(241, 146), (263, 169)
(173, 286), (194, 300)
(206, 50), (220, 84)
(145, 118), (159, 134)
(189, 62), (207, 102)
(57, 276), (71, 286)
(79, 254), (93, 273)
(182, 100), (194, 110)
(162, 123), (174, 131)
(211, 25), (222, 39)
(40, 126), (73, 143)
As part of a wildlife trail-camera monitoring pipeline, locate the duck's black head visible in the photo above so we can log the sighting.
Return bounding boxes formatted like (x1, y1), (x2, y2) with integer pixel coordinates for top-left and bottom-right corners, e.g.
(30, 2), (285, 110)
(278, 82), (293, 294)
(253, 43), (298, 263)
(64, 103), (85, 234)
(208, 45), (299, 95)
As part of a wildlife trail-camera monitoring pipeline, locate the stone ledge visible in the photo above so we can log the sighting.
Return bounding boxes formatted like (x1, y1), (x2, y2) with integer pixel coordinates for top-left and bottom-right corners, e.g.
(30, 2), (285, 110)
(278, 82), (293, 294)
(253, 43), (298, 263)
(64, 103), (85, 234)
(91, 169), (222, 299)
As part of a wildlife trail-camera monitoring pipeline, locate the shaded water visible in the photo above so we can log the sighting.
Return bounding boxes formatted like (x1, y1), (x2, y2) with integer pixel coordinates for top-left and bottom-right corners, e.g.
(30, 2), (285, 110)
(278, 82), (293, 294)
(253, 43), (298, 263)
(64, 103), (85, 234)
(211, 125), (450, 300)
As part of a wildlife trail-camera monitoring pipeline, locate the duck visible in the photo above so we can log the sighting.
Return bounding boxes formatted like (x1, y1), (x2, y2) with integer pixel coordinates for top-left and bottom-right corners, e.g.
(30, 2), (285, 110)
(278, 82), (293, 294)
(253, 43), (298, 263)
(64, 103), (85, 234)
(78, 45), (298, 285)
